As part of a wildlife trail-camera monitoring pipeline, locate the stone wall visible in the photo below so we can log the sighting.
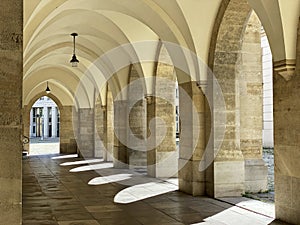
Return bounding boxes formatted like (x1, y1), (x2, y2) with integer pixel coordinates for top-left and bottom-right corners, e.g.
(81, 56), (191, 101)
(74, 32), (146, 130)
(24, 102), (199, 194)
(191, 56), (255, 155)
(0, 0), (23, 224)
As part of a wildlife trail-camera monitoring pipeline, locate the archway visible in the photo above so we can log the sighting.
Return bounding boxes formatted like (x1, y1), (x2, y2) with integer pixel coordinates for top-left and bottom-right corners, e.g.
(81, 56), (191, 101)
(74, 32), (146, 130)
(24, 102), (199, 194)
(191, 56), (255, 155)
(23, 93), (64, 155)
(207, 0), (271, 198)
(28, 96), (60, 155)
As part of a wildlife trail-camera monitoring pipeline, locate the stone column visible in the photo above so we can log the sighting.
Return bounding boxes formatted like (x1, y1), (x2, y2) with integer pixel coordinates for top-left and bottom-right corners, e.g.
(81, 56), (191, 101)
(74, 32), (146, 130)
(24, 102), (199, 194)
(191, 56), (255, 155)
(128, 98), (147, 169)
(113, 100), (129, 168)
(273, 67), (299, 224)
(240, 12), (267, 193)
(272, 21), (299, 223)
(178, 81), (206, 196)
(43, 106), (49, 138)
(127, 66), (147, 169)
(51, 107), (57, 137)
(60, 106), (77, 154)
(0, 0), (23, 223)
(147, 62), (177, 178)
(209, 86), (245, 198)
(106, 90), (114, 161)
(77, 108), (95, 158)
(207, 1), (251, 197)
(95, 96), (107, 159)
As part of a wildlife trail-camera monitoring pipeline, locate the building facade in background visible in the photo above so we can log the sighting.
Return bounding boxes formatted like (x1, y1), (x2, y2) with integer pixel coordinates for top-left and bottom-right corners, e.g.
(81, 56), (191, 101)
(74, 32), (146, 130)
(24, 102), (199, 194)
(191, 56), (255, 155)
(261, 29), (274, 148)
(30, 97), (60, 138)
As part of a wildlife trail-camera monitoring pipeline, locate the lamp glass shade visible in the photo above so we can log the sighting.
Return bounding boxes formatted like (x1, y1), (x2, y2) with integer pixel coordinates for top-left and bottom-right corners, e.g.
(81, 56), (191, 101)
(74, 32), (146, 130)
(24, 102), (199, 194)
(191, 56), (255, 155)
(70, 54), (79, 67)
(45, 86), (51, 94)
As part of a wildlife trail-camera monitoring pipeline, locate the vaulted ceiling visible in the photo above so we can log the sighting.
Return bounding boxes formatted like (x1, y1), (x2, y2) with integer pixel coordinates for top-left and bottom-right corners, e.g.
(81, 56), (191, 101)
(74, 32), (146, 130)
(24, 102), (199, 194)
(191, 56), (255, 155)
(23, 0), (300, 108)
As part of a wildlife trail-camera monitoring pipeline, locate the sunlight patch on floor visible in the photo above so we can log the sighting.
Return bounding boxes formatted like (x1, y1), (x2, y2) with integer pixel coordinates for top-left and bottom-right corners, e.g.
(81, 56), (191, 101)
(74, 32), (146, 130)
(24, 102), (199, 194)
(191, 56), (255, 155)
(114, 181), (178, 204)
(60, 158), (104, 166)
(192, 201), (274, 225)
(88, 174), (133, 185)
(70, 162), (113, 172)
(52, 154), (78, 159)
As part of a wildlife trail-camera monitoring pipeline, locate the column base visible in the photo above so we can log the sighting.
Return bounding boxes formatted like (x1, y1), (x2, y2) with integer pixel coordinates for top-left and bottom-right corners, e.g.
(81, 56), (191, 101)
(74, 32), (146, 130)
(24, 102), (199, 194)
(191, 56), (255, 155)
(60, 139), (77, 154)
(147, 150), (178, 178)
(128, 149), (147, 169)
(178, 158), (205, 196)
(244, 159), (268, 193)
(214, 161), (245, 198)
(113, 159), (129, 169)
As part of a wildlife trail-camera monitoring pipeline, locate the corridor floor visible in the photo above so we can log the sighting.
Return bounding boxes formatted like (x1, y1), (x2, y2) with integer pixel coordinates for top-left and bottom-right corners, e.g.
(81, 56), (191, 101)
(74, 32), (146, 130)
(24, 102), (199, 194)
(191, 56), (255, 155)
(23, 154), (276, 225)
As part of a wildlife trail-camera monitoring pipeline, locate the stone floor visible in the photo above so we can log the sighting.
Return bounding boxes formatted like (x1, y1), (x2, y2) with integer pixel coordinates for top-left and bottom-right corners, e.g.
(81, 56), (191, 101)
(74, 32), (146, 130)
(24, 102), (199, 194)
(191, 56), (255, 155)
(22, 151), (281, 225)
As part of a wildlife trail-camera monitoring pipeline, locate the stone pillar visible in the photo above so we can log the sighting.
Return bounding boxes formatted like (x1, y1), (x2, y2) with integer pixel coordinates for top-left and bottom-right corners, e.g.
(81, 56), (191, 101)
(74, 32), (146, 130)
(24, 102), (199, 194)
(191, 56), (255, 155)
(60, 106), (77, 154)
(128, 98), (147, 169)
(95, 96), (107, 159)
(273, 68), (299, 224)
(240, 12), (267, 193)
(0, 0), (22, 223)
(43, 106), (49, 138)
(209, 49), (245, 198)
(147, 62), (177, 178)
(207, 1), (252, 197)
(113, 100), (129, 168)
(178, 81), (206, 196)
(128, 66), (147, 169)
(77, 108), (95, 158)
(51, 107), (57, 137)
(272, 24), (299, 223)
(106, 90), (114, 161)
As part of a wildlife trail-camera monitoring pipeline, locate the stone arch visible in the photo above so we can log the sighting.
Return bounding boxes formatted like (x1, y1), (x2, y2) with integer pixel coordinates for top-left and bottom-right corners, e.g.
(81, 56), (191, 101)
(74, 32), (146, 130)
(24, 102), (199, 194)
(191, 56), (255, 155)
(207, 0), (268, 197)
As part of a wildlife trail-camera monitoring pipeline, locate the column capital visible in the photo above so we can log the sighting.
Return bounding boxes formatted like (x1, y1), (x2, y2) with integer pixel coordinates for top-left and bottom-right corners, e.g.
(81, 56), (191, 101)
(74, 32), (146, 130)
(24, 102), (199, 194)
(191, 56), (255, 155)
(273, 59), (296, 81)
(145, 95), (154, 105)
